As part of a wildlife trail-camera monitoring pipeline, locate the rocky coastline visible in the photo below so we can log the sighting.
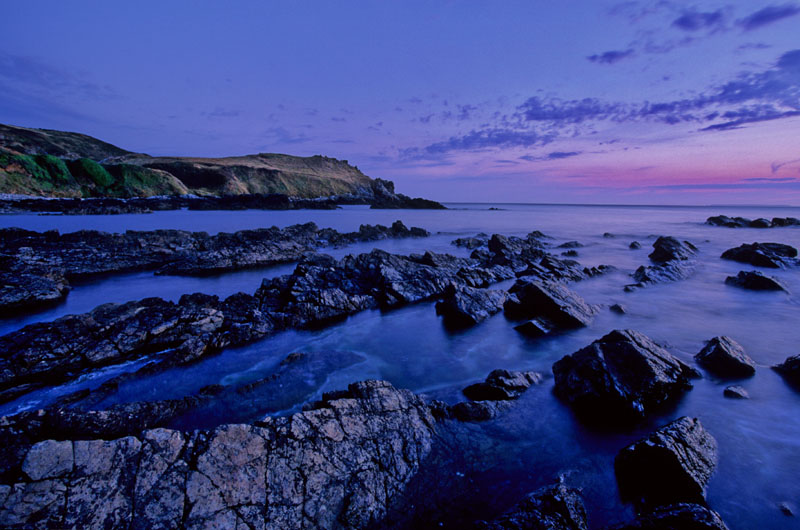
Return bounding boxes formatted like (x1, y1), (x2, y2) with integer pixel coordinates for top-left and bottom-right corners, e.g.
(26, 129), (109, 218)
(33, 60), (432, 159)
(0, 222), (797, 529)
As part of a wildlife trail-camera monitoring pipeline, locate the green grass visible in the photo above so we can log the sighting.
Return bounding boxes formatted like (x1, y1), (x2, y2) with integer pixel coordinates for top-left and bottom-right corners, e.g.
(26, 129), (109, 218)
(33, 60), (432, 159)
(67, 158), (115, 189)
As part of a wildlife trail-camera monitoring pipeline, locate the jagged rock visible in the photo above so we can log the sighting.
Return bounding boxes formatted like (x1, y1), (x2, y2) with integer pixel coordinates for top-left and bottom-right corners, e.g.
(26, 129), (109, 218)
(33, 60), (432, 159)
(610, 303), (627, 314)
(771, 217), (800, 227)
(725, 270), (787, 291)
(720, 242), (798, 268)
(626, 237), (697, 290)
(562, 249), (579, 257)
(552, 330), (697, 423)
(452, 233), (488, 249)
(615, 417), (717, 506)
(723, 385), (749, 399)
(0, 380), (436, 530)
(706, 215), (750, 228)
(773, 354), (800, 388)
(695, 336), (756, 378)
(612, 503), (729, 529)
(0, 256), (70, 314)
(649, 236), (698, 263)
(603, 232), (615, 238)
(505, 279), (596, 329)
(629, 241), (641, 249)
(474, 482), (588, 530)
(462, 369), (543, 401)
(707, 215), (800, 228)
(484, 233), (547, 269)
(514, 318), (554, 337)
(435, 284), (509, 328)
(778, 502), (795, 516)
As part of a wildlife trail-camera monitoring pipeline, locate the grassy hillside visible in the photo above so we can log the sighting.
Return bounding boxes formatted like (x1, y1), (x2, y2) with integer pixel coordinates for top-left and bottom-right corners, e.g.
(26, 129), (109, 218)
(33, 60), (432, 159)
(0, 124), (376, 199)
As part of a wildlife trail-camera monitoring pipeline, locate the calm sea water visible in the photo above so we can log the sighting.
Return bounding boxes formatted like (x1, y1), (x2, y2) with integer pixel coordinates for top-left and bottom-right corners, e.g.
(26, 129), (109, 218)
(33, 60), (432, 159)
(2, 203), (800, 528)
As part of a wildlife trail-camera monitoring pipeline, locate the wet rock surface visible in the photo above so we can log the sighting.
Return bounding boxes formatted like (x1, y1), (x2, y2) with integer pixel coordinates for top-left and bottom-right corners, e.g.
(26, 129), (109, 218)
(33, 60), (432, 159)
(720, 242), (798, 268)
(435, 284), (509, 328)
(0, 380), (437, 530)
(773, 354), (800, 388)
(505, 278), (596, 330)
(612, 503), (730, 530)
(462, 369), (544, 401)
(725, 270), (787, 291)
(723, 385), (749, 399)
(627, 236), (697, 290)
(615, 417), (717, 506)
(707, 215), (800, 228)
(694, 336), (756, 378)
(553, 330), (697, 424)
(474, 482), (588, 530)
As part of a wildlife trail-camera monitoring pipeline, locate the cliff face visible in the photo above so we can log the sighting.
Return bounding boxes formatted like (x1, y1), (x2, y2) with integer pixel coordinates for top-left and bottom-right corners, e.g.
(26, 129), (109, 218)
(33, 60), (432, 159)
(0, 124), (390, 201)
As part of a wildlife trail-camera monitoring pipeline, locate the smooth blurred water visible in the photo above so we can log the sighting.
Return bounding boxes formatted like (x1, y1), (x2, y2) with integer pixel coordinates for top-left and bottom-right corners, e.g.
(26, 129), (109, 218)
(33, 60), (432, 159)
(2, 203), (800, 528)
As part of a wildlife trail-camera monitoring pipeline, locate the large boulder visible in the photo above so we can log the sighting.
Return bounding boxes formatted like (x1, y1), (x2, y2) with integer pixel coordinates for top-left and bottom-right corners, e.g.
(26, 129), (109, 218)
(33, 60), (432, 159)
(694, 336), (756, 378)
(474, 482), (588, 530)
(648, 236), (697, 263)
(627, 237), (697, 289)
(720, 242), (798, 268)
(706, 215), (749, 227)
(435, 284), (509, 328)
(612, 503), (729, 530)
(615, 417), (717, 506)
(725, 270), (787, 291)
(552, 330), (697, 423)
(505, 279), (596, 330)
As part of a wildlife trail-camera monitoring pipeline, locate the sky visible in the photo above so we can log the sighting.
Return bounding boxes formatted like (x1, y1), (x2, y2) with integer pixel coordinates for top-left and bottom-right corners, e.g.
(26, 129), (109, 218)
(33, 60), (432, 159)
(2, 1), (800, 205)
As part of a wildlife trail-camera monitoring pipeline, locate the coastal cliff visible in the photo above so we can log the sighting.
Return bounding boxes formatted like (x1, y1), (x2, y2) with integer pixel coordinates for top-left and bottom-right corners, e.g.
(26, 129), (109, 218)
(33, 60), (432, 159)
(0, 123), (444, 209)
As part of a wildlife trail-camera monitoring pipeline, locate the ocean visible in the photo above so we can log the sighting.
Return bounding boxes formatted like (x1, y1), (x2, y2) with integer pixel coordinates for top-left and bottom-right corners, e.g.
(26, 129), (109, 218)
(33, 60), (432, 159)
(2, 202), (799, 528)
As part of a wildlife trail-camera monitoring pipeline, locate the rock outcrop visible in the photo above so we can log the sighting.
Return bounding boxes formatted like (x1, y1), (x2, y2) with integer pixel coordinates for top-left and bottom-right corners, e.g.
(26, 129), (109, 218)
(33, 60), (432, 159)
(724, 270), (787, 291)
(627, 236), (697, 290)
(439, 369), (544, 422)
(474, 482), (588, 530)
(720, 242), (798, 268)
(552, 330), (697, 424)
(707, 215), (800, 229)
(615, 417), (717, 506)
(694, 336), (756, 378)
(612, 503), (730, 530)
(435, 284), (509, 328)
(0, 380), (437, 530)
(773, 354), (800, 388)
(505, 279), (596, 337)
(723, 385), (749, 399)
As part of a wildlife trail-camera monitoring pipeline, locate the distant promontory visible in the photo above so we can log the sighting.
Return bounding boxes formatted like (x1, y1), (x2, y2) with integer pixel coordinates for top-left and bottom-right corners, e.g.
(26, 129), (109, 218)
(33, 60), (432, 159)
(0, 123), (445, 211)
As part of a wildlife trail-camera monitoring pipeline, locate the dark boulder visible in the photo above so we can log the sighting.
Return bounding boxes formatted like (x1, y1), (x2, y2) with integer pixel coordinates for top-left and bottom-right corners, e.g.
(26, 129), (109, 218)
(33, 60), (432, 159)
(610, 303), (627, 314)
(629, 241), (641, 250)
(773, 354), (800, 387)
(694, 336), (756, 378)
(648, 236), (697, 263)
(505, 279), (596, 329)
(452, 233), (488, 249)
(720, 242), (798, 268)
(475, 482), (588, 530)
(612, 503), (729, 530)
(749, 218), (772, 228)
(772, 217), (800, 227)
(558, 241), (584, 249)
(462, 369), (543, 401)
(552, 330), (697, 423)
(724, 270), (787, 291)
(615, 417), (717, 506)
(449, 400), (511, 422)
(706, 215), (749, 228)
(435, 284), (509, 328)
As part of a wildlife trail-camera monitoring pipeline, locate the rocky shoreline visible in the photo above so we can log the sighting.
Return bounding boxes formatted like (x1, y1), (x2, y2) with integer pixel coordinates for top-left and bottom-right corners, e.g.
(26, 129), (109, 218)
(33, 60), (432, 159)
(1, 223), (799, 528)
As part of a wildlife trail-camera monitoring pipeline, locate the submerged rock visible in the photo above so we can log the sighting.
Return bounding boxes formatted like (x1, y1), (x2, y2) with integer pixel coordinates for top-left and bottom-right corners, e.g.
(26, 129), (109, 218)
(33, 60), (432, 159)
(724, 270), (787, 291)
(612, 503), (730, 530)
(435, 284), (509, 328)
(629, 241), (642, 249)
(0, 380), (437, 530)
(610, 303), (627, 314)
(723, 385), (749, 399)
(615, 417), (717, 506)
(475, 482), (588, 530)
(720, 242), (798, 268)
(552, 330), (697, 423)
(695, 336), (756, 378)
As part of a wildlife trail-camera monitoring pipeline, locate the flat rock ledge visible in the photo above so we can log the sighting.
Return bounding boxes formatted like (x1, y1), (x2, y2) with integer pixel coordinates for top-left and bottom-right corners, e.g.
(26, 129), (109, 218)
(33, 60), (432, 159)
(724, 270), (787, 292)
(553, 330), (698, 424)
(720, 242), (798, 268)
(0, 380), (437, 530)
(615, 417), (718, 507)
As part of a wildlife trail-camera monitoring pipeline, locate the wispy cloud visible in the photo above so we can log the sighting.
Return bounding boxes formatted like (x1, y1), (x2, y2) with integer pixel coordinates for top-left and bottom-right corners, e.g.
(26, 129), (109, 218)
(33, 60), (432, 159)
(520, 151), (582, 162)
(738, 3), (800, 30)
(587, 49), (635, 64)
(672, 9), (726, 32)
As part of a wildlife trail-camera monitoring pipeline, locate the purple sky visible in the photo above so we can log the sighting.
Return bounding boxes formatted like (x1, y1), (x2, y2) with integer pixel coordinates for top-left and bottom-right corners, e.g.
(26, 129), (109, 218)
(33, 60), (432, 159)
(2, 1), (800, 204)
